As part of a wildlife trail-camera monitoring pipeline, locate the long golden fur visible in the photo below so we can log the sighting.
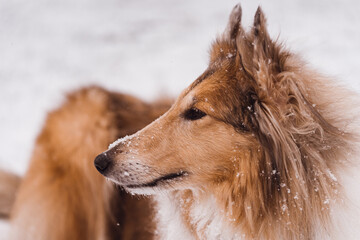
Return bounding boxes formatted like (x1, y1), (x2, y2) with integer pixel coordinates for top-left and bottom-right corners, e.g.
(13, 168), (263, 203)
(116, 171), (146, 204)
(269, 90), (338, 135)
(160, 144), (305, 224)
(2, 4), (359, 240)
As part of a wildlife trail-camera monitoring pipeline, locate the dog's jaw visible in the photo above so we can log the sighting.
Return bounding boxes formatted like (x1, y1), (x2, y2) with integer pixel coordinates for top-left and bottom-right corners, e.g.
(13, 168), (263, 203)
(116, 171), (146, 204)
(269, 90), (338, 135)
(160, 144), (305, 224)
(105, 165), (190, 195)
(125, 171), (189, 189)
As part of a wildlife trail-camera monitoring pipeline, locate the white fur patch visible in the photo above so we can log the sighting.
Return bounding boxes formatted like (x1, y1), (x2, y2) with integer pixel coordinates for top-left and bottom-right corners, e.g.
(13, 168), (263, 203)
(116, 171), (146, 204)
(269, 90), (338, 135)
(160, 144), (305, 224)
(155, 192), (245, 240)
(155, 194), (195, 240)
(190, 196), (240, 239)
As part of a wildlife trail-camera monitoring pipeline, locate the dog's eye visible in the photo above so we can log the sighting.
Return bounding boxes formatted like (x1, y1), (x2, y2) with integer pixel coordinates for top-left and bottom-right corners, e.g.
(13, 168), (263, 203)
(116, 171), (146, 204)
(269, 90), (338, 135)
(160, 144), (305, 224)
(183, 108), (207, 121)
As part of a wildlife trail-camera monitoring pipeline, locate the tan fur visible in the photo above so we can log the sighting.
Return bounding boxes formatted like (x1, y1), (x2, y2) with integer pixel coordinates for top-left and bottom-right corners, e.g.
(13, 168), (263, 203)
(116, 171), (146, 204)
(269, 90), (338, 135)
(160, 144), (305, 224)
(10, 86), (170, 240)
(99, 5), (360, 240)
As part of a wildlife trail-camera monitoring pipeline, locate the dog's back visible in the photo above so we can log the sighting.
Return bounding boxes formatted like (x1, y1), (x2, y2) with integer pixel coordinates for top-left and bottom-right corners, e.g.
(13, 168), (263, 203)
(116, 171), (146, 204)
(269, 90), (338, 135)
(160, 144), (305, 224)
(9, 86), (170, 240)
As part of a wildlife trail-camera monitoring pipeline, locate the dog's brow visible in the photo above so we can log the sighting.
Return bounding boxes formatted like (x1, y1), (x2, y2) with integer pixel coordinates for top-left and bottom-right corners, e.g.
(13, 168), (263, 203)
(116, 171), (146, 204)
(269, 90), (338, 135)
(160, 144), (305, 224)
(187, 68), (215, 93)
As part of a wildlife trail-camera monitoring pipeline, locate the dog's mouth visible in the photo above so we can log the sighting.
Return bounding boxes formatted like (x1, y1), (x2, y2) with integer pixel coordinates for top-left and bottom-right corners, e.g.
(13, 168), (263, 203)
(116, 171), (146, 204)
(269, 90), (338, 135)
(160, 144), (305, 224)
(125, 171), (188, 189)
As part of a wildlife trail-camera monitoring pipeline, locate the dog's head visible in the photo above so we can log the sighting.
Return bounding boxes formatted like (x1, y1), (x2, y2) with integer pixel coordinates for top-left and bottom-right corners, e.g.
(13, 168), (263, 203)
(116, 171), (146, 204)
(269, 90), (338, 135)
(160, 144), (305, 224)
(94, 4), (355, 237)
(94, 5), (259, 194)
(95, 5), (347, 206)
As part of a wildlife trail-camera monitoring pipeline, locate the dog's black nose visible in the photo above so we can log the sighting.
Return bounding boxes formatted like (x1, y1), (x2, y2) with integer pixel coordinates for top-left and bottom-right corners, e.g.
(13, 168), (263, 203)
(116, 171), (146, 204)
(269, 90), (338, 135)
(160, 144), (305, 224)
(94, 153), (111, 174)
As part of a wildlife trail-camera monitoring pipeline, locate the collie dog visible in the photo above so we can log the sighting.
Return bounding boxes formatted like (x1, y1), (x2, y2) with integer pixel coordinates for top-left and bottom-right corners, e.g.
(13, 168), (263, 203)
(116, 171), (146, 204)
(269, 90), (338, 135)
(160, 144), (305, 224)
(2, 4), (359, 240)
(94, 5), (360, 240)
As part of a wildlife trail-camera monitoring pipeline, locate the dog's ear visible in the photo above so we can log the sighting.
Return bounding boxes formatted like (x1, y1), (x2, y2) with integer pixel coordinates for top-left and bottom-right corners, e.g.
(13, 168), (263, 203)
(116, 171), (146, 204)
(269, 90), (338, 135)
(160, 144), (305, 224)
(225, 4), (242, 41)
(240, 7), (285, 92)
(252, 7), (284, 91)
(209, 4), (243, 63)
(252, 7), (272, 60)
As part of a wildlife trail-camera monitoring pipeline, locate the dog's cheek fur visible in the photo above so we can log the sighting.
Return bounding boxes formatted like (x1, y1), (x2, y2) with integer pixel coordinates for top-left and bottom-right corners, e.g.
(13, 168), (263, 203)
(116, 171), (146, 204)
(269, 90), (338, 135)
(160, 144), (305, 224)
(173, 121), (257, 187)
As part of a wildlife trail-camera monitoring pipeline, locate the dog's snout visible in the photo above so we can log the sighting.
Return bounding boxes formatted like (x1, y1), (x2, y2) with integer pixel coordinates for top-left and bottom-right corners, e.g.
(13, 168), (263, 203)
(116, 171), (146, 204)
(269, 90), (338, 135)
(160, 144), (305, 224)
(94, 153), (112, 174)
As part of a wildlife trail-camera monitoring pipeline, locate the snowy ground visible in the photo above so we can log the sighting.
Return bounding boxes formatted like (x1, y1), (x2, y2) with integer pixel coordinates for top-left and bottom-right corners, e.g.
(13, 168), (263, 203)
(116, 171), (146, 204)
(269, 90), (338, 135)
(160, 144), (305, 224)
(0, 0), (359, 238)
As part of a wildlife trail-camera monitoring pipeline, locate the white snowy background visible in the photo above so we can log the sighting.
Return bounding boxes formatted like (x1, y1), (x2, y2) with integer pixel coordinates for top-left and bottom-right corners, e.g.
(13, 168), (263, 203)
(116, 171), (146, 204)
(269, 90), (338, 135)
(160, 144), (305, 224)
(0, 0), (359, 237)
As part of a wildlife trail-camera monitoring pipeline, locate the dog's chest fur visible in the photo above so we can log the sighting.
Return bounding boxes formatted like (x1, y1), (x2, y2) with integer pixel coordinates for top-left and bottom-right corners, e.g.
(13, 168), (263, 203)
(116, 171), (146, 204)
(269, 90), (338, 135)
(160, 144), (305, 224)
(155, 191), (244, 240)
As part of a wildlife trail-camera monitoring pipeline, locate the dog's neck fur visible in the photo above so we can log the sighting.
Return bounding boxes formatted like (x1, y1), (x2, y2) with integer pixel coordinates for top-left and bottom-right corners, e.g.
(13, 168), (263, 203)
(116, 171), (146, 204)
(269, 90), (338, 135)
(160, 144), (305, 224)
(155, 191), (239, 240)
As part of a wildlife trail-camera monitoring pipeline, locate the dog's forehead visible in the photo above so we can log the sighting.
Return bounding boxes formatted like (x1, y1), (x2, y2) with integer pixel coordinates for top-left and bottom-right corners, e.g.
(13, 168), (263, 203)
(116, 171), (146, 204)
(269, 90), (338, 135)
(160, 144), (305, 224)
(184, 61), (229, 91)
(186, 68), (216, 94)
(180, 72), (220, 103)
(184, 63), (246, 98)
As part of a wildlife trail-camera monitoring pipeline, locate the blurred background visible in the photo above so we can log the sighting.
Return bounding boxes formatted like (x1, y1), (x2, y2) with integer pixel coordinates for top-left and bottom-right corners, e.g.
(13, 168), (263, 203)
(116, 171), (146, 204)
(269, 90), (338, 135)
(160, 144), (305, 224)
(0, 0), (359, 236)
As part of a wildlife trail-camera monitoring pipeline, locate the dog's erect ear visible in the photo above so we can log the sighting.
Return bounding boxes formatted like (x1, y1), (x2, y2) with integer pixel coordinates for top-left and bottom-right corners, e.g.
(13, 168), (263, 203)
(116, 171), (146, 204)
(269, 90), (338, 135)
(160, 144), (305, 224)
(251, 7), (286, 92)
(225, 4), (242, 41)
(253, 7), (272, 57)
(235, 7), (285, 93)
(209, 4), (243, 63)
